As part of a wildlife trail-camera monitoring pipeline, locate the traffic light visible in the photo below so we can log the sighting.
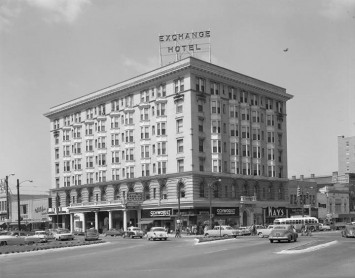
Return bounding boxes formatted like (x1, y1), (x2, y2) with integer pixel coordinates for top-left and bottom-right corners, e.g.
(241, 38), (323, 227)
(306, 192), (309, 199)
(297, 186), (301, 197)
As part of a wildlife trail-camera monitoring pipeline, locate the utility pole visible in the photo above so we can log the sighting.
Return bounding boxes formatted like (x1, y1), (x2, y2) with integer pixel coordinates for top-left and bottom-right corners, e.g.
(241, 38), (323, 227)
(17, 179), (21, 231)
(5, 176), (10, 227)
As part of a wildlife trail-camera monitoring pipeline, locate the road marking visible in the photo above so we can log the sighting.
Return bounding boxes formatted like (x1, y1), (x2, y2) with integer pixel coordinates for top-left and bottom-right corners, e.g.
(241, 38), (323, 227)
(194, 238), (237, 245)
(276, 240), (338, 254)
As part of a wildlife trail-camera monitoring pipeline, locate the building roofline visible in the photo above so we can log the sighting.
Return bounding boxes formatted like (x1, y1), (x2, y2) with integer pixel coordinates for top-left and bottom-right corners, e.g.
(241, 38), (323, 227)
(44, 57), (293, 119)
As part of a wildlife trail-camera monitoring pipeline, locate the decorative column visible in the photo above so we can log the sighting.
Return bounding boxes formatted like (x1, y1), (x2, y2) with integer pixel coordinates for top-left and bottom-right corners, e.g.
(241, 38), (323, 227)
(70, 213), (74, 233)
(81, 213), (85, 232)
(108, 211), (112, 230)
(95, 211), (99, 230)
(123, 209), (127, 231)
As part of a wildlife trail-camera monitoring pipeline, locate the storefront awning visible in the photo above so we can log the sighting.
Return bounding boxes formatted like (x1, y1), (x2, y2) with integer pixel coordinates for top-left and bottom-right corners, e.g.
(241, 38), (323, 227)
(138, 220), (153, 225)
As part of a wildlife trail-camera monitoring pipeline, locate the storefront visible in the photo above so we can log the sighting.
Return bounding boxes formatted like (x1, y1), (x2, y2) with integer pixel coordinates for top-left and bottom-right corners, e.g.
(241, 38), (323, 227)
(140, 208), (174, 233)
(263, 206), (287, 225)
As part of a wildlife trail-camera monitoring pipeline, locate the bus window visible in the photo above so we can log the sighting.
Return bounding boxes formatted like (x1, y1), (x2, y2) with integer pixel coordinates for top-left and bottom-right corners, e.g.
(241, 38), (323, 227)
(286, 220), (290, 224)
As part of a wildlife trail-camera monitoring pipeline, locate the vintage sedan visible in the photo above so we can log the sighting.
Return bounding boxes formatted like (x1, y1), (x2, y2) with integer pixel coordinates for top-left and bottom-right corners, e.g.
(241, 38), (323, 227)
(0, 231), (27, 246)
(124, 227), (144, 239)
(25, 230), (48, 244)
(341, 225), (355, 238)
(236, 227), (252, 236)
(269, 225), (298, 243)
(85, 228), (100, 241)
(104, 228), (124, 237)
(146, 227), (168, 241)
(204, 225), (238, 238)
(54, 229), (74, 241)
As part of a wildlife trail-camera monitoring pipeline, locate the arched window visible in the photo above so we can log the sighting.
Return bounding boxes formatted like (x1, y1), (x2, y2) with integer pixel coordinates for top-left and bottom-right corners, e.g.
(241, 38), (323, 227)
(144, 184), (150, 200)
(101, 186), (107, 201)
(76, 189), (82, 203)
(161, 185), (168, 199)
(113, 186), (120, 200)
(88, 188), (94, 202)
(199, 180), (205, 197)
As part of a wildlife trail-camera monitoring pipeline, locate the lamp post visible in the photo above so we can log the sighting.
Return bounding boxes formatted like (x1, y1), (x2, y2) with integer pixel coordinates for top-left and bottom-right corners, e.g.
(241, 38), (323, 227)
(176, 179), (184, 232)
(17, 179), (33, 231)
(208, 178), (221, 229)
(297, 185), (313, 217)
(4, 174), (15, 230)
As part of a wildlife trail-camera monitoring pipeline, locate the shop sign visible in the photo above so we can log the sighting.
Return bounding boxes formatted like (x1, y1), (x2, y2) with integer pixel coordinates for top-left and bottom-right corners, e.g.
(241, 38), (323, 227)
(126, 192), (143, 206)
(288, 207), (309, 216)
(266, 207), (286, 218)
(142, 209), (172, 218)
(212, 207), (239, 216)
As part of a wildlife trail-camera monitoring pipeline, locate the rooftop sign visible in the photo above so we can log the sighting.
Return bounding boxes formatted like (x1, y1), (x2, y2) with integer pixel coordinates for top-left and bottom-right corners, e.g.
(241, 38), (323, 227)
(159, 30), (211, 66)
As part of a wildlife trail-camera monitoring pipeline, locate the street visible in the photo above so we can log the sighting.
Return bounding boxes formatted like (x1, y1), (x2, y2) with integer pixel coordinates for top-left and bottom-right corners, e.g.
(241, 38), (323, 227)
(1, 231), (354, 278)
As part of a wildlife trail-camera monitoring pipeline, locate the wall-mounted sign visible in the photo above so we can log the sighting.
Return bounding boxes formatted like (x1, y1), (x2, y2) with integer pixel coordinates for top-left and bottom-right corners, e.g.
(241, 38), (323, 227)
(142, 209), (172, 218)
(266, 207), (287, 218)
(159, 30), (211, 66)
(212, 207), (239, 216)
(126, 192), (143, 207)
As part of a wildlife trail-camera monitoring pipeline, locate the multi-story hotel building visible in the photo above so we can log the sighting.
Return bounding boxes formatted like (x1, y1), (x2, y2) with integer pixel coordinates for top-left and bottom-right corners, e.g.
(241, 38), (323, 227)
(44, 57), (293, 233)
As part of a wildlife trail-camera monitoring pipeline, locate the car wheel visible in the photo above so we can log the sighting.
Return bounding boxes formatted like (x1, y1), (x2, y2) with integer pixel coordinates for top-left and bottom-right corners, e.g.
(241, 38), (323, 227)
(223, 234), (229, 238)
(0, 241), (7, 246)
(140, 236), (143, 239)
(270, 239), (273, 243)
(164, 238), (167, 241)
(288, 237), (291, 243)
(258, 232), (264, 238)
(205, 233), (209, 237)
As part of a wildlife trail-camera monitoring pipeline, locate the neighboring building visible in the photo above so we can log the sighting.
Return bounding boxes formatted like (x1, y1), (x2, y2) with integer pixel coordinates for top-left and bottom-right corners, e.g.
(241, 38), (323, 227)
(288, 177), (318, 218)
(44, 57), (293, 233)
(338, 135), (355, 175)
(296, 172), (355, 224)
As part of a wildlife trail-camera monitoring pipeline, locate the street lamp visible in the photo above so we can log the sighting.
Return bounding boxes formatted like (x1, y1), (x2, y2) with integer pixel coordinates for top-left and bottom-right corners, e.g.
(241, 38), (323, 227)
(208, 178), (221, 229)
(297, 185), (313, 217)
(176, 179), (184, 232)
(17, 179), (33, 231)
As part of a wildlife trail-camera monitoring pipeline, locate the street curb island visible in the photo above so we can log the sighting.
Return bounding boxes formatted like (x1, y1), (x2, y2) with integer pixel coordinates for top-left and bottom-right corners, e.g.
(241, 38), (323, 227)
(0, 239), (106, 255)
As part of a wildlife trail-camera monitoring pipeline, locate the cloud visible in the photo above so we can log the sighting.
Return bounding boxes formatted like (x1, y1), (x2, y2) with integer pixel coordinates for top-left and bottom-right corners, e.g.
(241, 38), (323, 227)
(319, 0), (355, 20)
(0, 1), (21, 32)
(25, 0), (91, 23)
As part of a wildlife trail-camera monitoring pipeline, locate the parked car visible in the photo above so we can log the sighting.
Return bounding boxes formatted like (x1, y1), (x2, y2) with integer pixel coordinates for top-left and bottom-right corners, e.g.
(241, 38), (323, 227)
(25, 230), (48, 244)
(104, 228), (124, 237)
(341, 225), (355, 238)
(269, 225), (298, 243)
(236, 227), (252, 236)
(257, 225), (275, 238)
(124, 227), (144, 238)
(319, 223), (331, 231)
(54, 229), (74, 241)
(0, 231), (27, 246)
(204, 225), (238, 238)
(146, 227), (168, 241)
(85, 228), (99, 241)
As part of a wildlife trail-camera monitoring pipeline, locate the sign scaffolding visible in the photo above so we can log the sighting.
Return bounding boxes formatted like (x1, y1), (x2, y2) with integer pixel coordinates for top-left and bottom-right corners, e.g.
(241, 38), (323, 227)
(159, 30), (211, 66)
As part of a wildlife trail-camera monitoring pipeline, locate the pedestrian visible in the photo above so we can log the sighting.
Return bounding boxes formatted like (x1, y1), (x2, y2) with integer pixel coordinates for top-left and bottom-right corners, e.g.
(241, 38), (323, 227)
(175, 226), (181, 238)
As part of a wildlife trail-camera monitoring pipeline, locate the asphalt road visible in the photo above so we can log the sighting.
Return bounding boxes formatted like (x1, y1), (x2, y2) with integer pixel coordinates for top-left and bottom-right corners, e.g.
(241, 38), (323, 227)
(1, 231), (354, 278)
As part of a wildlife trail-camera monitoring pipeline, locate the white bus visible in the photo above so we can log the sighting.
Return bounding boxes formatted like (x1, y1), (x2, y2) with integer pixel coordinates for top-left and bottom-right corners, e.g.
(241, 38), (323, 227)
(273, 216), (319, 232)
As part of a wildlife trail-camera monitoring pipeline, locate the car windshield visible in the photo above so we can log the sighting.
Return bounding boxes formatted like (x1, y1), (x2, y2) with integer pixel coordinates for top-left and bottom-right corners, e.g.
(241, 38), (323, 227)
(132, 228), (140, 231)
(58, 229), (70, 234)
(152, 228), (165, 232)
(224, 226), (233, 230)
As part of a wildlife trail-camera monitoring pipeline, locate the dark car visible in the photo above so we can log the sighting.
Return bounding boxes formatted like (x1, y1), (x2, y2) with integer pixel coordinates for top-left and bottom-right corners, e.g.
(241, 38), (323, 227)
(269, 224), (298, 243)
(341, 225), (355, 238)
(104, 228), (124, 237)
(85, 228), (99, 241)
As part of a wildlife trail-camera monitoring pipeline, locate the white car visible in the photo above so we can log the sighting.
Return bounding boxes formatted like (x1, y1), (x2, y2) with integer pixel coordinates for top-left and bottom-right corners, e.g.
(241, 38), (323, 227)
(204, 225), (238, 238)
(0, 231), (27, 246)
(257, 225), (275, 238)
(146, 227), (168, 241)
(54, 229), (74, 241)
(25, 230), (48, 244)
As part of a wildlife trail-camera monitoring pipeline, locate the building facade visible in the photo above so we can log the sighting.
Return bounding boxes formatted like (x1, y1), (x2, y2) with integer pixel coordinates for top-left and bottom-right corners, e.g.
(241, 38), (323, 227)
(44, 57), (293, 233)
(338, 135), (355, 176)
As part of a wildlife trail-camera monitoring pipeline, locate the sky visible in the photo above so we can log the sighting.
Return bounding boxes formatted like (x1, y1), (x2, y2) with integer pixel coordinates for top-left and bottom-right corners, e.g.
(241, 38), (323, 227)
(1, 0), (355, 194)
